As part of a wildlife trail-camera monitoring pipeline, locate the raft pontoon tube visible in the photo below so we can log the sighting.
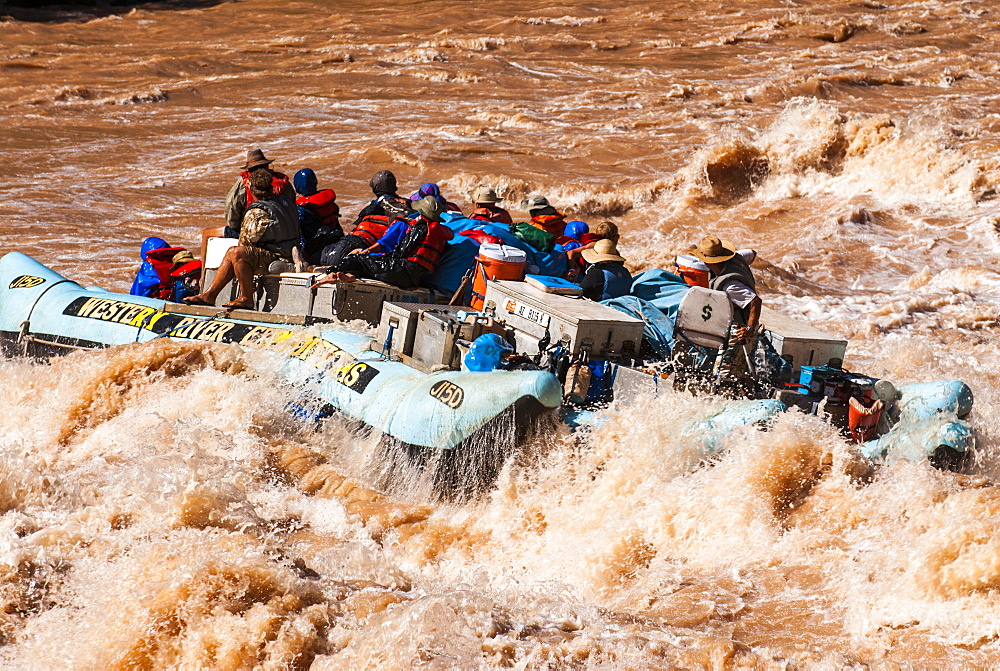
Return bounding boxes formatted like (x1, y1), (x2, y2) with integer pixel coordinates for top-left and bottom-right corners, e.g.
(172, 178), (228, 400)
(0, 252), (561, 451)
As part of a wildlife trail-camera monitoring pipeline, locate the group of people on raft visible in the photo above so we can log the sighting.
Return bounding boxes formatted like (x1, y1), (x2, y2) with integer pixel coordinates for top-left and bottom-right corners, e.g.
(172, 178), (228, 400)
(132, 147), (761, 352)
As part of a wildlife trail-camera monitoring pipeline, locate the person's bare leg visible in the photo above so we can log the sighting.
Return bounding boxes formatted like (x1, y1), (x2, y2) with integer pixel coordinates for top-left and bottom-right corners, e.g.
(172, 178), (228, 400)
(189, 246), (238, 303)
(199, 226), (226, 284)
(230, 247), (256, 305)
(310, 272), (340, 288)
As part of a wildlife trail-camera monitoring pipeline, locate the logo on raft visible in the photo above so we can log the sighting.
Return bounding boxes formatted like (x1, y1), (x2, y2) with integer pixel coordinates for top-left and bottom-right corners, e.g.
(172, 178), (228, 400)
(61, 296), (379, 393)
(9, 275), (45, 289)
(429, 380), (464, 409)
(287, 336), (379, 393)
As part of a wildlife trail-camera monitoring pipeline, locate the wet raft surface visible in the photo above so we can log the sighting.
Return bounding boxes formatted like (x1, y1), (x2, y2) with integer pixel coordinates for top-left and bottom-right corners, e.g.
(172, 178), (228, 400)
(5, 0), (1000, 666)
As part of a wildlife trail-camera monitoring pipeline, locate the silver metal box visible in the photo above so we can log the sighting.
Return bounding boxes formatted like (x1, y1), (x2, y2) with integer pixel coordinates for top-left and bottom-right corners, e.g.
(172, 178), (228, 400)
(675, 287), (734, 349)
(312, 280), (431, 324)
(375, 303), (466, 356)
(256, 273), (316, 316)
(200, 267), (236, 307)
(760, 306), (848, 373)
(483, 280), (644, 357)
(411, 311), (480, 370)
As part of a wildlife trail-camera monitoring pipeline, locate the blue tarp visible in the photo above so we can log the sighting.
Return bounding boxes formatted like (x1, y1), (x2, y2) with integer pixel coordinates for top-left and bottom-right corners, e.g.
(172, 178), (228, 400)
(628, 269), (691, 321)
(601, 296), (677, 357)
(427, 213), (568, 293)
(602, 270), (692, 356)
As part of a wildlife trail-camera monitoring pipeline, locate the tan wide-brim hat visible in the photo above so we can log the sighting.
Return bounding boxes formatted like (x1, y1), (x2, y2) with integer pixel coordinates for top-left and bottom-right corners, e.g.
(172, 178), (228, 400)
(521, 193), (551, 212)
(692, 235), (737, 263)
(412, 196), (445, 221)
(243, 148), (274, 171)
(471, 185), (501, 204)
(582, 239), (625, 264)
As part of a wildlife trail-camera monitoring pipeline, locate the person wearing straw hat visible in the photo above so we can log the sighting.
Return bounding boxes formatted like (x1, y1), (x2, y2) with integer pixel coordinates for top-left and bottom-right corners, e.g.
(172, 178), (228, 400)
(691, 234), (763, 393)
(578, 239), (631, 301)
(520, 193), (567, 237)
(184, 172), (301, 310)
(468, 185), (513, 224)
(692, 235), (761, 342)
(311, 196), (454, 290)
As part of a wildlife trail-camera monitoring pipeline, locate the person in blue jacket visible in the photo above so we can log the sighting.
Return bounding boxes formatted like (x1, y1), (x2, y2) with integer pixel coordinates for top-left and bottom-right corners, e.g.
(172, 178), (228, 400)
(129, 236), (169, 297)
(578, 239), (631, 301)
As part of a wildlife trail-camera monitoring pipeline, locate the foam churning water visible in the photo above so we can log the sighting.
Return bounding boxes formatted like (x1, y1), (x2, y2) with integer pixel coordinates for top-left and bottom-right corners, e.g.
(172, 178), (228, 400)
(4, 0), (1000, 665)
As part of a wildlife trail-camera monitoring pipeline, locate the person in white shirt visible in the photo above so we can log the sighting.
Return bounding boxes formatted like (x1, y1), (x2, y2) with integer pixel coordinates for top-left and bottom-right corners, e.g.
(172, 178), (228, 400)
(692, 236), (761, 343)
(692, 235), (762, 392)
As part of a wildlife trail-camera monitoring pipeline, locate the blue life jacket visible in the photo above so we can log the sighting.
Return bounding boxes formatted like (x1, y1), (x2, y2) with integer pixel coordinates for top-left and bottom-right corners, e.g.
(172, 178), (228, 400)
(594, 263), (632, 301)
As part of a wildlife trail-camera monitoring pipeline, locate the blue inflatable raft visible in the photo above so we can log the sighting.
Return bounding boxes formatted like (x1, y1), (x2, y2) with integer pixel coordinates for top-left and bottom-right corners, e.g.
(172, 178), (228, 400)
(0, 253), (562, 462)
(0, 252), (978, 479)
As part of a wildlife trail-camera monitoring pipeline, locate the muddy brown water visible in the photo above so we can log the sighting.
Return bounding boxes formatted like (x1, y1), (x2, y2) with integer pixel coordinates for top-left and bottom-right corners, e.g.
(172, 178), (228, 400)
(3, 0), (1000, 666)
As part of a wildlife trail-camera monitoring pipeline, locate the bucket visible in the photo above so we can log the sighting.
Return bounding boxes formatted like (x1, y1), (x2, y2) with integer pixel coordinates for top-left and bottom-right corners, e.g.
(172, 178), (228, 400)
(470, 243), (528, 310)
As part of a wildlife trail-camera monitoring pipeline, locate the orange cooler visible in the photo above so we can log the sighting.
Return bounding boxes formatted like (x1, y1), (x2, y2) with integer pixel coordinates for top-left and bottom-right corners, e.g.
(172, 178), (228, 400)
(471, 243), (528, 310)
(675, 253), (710, 288)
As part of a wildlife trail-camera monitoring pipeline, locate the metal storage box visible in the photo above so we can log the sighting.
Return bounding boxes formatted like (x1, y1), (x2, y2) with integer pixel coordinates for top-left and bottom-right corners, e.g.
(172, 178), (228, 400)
(312, 280), (431, 324)
(411, 311), (496, 370)
(375, 303), (467, 356)
(483, 280), (644, 357)
(256, 273), (316, 316)
(199, 267), (236, 307)
(760, 306), (847, 373)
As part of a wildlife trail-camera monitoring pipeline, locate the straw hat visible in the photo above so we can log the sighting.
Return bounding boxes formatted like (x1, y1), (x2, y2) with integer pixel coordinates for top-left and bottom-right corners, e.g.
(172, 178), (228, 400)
(582, 239), (625, 264)
(412, 196), (445, 221)
(171, 250), (195, 264)
(471, 185), (501, 204)
(692, 235), (737, 263)
(242, 148), (274, 170)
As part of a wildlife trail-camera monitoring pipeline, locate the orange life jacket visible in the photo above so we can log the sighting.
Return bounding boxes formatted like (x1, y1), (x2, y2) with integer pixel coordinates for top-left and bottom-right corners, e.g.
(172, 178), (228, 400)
(530, 212), (567, 237)
(407, 219), (454, 272)
(351, 214), (391, 246)
(470, 205), (513, 225)
(240, 170), (291, 206)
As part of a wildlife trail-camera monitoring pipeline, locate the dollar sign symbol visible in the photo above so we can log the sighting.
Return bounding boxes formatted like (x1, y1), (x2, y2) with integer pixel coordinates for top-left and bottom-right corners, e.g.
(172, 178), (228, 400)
(702, 304), (712, 321)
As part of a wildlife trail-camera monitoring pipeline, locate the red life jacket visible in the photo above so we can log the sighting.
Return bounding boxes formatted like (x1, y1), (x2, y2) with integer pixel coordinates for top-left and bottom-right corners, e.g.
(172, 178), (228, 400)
(407, 219), (455, 272)
(470, 205), (513, 225)
(170, 260), (202, 280)
(240, 170), (291, 206)
(351, 214), (391, 246)
(143, 247), (188, 299)
(297, 189), (340, 227)
(459, 229), (504, 245)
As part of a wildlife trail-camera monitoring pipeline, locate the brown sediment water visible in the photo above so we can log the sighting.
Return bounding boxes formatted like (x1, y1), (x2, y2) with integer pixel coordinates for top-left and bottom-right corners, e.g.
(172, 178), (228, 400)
(3, 0), (1000, 666)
